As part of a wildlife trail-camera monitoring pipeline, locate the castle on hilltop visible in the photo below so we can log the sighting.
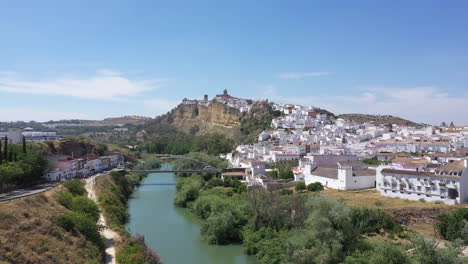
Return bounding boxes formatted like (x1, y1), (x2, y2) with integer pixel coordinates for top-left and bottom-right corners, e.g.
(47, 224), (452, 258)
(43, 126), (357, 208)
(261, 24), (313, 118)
(181, 89), (266, 112)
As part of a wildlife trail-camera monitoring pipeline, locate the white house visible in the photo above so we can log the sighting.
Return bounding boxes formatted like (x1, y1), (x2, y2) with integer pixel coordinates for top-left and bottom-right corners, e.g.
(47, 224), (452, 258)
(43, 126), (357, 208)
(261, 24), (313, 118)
(303, 160), (376, 190)
(376, 159), (468, 205)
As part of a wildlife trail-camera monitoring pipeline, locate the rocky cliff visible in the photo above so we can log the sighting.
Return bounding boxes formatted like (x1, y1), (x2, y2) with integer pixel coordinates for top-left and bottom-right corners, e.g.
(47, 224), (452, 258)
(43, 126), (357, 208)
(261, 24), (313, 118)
(140, 100), (275, 143)
(168, 102), (241, 136)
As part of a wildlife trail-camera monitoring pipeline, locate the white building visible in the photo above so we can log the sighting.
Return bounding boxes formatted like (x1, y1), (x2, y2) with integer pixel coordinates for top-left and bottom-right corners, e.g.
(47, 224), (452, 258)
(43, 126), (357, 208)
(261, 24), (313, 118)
(303, 160), (376, 190)
(376, 159), (468, 205)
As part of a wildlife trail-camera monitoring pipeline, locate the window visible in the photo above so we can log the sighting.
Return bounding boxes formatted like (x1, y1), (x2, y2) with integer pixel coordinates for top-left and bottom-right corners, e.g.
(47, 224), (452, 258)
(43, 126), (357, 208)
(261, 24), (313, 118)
(417, 186), (421, 191)
(426, 195), (431, 197)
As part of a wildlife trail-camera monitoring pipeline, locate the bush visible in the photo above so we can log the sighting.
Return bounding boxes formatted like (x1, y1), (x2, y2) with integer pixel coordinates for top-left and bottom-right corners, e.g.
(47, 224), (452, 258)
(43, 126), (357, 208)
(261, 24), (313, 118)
(174, 176), (203, 207)
(350, 207), (395, 234)
(117, 234), (161, 264)
(307, 182), (324, 192)
(201, 210), (243, 244)
(374, 201), (384, 207)
(55, 212), (105, 250)
(435, 208), (468, 244)
(412, 236), (465, 264)
(56, 191), (74, 208)
(295, 182), (306, 191)
(70, 196), (100, 222)
(63, 179), (86, 196)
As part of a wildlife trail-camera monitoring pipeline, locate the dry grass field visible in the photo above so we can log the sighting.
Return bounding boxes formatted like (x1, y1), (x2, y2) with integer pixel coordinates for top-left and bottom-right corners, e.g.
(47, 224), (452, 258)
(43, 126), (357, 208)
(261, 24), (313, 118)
(322, 188), (464, 210)
(0, 185), (102, 264)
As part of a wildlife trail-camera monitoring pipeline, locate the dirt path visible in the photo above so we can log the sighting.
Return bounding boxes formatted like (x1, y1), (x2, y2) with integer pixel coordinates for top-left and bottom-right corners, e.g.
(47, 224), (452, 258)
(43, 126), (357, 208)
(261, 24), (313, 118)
(85, 176), (119, 264)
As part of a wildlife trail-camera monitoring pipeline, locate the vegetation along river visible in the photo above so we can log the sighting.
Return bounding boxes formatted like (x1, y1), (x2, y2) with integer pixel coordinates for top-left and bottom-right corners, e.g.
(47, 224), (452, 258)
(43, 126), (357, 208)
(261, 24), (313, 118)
(126, 165), (256, 264)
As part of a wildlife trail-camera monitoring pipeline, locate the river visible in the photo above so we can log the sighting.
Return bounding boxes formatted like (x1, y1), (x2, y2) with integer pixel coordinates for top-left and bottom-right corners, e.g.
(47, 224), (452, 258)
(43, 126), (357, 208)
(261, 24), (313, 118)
(126, 165), (256, 264)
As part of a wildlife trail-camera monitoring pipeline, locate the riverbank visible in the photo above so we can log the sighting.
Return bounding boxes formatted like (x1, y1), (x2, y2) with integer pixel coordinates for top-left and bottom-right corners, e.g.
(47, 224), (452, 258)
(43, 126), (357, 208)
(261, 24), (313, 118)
(125, 166), (255, 263)
(94, 170), (161, 264)
(85, 175), (119, 264)
(174, 173), (468, 264)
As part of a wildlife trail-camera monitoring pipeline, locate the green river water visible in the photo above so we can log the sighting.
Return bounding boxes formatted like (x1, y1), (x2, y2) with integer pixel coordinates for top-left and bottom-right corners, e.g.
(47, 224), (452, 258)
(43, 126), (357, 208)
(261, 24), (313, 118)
(126, 166), (256, 264)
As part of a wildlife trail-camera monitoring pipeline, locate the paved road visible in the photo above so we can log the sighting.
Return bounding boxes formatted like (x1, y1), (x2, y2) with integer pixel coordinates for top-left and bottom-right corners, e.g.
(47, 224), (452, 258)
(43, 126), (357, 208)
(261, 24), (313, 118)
(0, 182), (60, 203)
(0, 170), (113, 203)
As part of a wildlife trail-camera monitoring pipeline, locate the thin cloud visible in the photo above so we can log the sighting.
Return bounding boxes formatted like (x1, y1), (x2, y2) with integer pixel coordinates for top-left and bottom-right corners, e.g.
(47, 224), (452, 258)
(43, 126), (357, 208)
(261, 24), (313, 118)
(0, 70), (167, 100)
(277, 72), (332, 80)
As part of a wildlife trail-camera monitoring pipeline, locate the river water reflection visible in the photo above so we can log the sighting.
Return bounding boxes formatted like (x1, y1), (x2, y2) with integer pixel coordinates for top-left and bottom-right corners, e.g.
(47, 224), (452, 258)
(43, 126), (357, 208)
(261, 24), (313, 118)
(126, 165), (256, 264)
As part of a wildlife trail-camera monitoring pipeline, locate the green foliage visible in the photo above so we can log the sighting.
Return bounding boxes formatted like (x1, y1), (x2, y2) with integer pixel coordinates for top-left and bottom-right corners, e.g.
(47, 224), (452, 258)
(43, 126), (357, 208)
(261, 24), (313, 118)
(242, 227), (288, 264)
(55, 212), (105, 251)
(144, 133), (234, 155)
(278, 169), (294, 179)
(295, 182), (306, 191)
(201, 210), (245, 244)
(63, 179), (87, 196)
(70, 196), (100, 222)
(117, 234), (161, 264)
(174, 176), (203, 207)
(285, 195), (358, 264)
(350, 207), (395, 234)
(344, 242), (410, 264)
(412, 236), (465, 264)
(97, 171), (145, 228)
(0, 143), (51, 190)
(435, 208), (468, 244)
(361, 156), (379, 165)
(306, 182), (324, 192)
(57, 191), (74, 208)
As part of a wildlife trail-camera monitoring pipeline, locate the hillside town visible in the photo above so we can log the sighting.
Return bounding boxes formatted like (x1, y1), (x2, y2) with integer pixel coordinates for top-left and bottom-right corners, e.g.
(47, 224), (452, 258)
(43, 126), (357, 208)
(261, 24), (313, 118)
(225, 102), (468, 205)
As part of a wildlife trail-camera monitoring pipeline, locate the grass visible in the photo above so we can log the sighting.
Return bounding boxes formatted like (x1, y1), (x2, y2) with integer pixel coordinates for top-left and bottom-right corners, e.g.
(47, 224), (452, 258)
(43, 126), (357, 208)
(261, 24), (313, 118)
(0, 185), (103, 264)
(322, 188), (463, 210)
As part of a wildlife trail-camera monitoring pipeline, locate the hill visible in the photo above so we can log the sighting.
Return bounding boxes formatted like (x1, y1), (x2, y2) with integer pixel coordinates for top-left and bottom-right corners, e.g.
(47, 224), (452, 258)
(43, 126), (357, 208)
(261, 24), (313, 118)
(0, 186), (102, 264)
(337, 113), (422, 127)
(140, 99), (279, 144)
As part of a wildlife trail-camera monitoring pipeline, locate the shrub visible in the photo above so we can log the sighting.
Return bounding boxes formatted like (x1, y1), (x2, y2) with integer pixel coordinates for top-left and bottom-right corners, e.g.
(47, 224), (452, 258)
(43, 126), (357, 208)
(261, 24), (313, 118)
(70, 196), (100, 222)
(55, 212), (105, 250)
(117, 234), (161, 264)
(374, 201), (384, 207)
(307, 182), (324, 192)
(63, 179), (86, 196)
(350, 207), (395, 234)
(56, 191), (74, 208)
(435, 208), (468, 244)
(295, 182), (306, 191)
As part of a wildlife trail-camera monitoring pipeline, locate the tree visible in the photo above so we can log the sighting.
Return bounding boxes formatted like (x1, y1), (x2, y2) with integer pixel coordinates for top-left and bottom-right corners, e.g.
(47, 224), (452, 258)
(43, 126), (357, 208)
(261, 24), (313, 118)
(440, 122), (447, 127)
(295, 182), (306, 191)
(3, 136), (7, 161)
(449, 121), (455, 127)
(22, 136), (26, 154)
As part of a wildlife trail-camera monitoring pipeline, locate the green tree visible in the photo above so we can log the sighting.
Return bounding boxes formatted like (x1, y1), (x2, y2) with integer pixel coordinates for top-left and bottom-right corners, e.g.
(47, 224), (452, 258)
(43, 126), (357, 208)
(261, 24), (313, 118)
(295, 182), (306, 191)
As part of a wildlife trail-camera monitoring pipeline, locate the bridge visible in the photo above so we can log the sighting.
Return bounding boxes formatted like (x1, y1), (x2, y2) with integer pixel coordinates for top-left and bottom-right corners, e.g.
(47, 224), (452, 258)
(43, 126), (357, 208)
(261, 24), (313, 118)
(129, 169), (221, 174)
(127, 155), (224, 174)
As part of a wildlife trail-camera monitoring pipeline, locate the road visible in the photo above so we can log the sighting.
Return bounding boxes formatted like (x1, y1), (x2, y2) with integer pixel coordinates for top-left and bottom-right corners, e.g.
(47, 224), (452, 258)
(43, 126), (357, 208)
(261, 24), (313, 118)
(0, 182), (60, 203)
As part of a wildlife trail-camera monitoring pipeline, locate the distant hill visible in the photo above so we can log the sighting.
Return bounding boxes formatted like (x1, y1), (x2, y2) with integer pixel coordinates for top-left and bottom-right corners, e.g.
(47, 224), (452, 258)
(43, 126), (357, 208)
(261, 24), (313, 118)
(43, 116), (150, 128)
(337, 114), (422, 127)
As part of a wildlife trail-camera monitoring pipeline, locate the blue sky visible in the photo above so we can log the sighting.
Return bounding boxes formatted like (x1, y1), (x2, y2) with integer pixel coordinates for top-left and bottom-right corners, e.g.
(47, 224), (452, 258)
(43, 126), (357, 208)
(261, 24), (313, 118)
(0, 0), (467, 124)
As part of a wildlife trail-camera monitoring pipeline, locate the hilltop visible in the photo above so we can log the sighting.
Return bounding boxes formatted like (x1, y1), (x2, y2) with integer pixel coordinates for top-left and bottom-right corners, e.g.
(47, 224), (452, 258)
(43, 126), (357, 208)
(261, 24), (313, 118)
(337, 113), (422, 127)
(139, 91), (279, 144)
